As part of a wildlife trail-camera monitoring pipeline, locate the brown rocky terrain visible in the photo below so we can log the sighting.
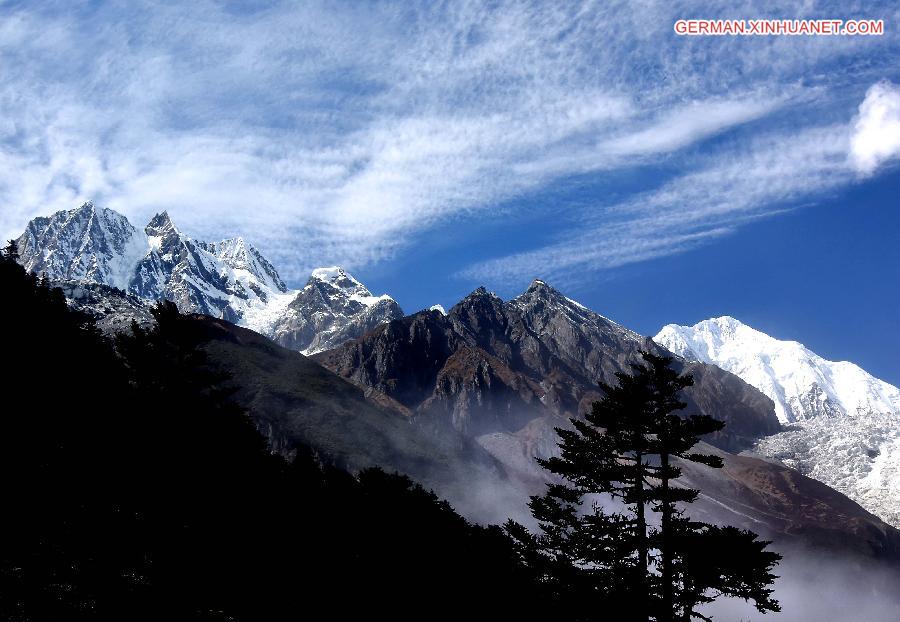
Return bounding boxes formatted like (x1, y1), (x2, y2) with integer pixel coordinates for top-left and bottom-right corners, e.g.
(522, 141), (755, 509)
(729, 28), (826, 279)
(315, 280), (781, 451)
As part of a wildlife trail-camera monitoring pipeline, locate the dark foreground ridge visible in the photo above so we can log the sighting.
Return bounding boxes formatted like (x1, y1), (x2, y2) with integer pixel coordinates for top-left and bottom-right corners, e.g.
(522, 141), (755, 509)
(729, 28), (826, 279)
(0, 252), (544, 621)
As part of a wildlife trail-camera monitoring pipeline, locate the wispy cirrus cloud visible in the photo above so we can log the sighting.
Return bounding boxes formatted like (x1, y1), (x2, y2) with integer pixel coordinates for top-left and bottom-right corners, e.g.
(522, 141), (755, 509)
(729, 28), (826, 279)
(460, 123), (853, 289)
(599, 97), (781, 157)
(0, 1), (897, 284)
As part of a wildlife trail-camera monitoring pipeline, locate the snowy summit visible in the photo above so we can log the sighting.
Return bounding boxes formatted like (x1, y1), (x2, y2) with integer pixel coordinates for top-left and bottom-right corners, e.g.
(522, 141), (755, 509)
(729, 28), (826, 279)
(655, 316), (900, 528)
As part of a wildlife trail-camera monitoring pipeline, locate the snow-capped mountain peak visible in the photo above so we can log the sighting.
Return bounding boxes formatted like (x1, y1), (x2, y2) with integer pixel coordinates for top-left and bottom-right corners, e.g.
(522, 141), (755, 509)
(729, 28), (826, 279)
(311, 265), (357, 285)
(307, 266), (394, 308)
(654, 316), (900, 527)
(17, 203), (288, 322)
(655, 316), (899, 423)
(199, 237), (287, 294)
(269, 266), (403, 355)
(144, 211), (181, 255)
(145, 210), (177, 235)
(16, 203), (406, 357)
(310, 265), (367, 293)
(18, 201), (149, 291)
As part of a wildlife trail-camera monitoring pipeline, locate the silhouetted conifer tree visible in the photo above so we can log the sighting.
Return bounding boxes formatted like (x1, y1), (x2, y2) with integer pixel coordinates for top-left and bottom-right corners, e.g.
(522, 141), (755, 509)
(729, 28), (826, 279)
(3, 239), (19, 262)
(509, 351), (780, 621)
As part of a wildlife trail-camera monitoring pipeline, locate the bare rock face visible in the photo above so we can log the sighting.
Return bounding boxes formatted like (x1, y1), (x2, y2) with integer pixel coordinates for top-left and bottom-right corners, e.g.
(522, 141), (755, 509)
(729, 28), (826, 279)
(56, 280), (155, 335)
(268, 267), (404, 355)
(316, 279), (781, 452)
(421, 346), (548, 437)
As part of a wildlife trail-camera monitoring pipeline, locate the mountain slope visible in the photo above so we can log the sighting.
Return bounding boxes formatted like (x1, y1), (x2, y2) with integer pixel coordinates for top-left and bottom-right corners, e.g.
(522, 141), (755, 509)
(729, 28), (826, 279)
(655, 316), (900, 527)
(146, 308), (900, 565)
(680, 442), (900, 563)
(177, 314), (525, 523)
(0, 255), (548, 621)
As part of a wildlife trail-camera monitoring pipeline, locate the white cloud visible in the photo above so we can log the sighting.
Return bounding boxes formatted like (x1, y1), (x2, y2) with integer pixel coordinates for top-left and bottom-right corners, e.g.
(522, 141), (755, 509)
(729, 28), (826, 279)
(0, 1), (897, 284)
(599, 97), (780, 157)
(850, 80), (900, 176)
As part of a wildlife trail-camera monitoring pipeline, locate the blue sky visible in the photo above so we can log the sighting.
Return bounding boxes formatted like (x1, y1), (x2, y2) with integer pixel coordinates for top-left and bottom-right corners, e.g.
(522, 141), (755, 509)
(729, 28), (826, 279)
(1, 1), (899, 383)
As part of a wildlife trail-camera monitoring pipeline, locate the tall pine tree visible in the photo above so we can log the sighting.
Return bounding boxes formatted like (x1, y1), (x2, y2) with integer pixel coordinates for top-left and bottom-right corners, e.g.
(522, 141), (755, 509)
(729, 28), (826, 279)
(509, 351), (781, 621)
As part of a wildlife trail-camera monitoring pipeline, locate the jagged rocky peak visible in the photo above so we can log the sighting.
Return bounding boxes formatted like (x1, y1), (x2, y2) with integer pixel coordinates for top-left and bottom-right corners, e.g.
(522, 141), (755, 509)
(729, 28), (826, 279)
(316, 277), (781, 452)
(299, 266), (398, 310)
(16, 201), (292, 329)
(519, 278), (583, 301)
(512, 278), (645, 345)
(523, 278), (553, 294)
(129, 214), (292, 323)
(268, 266), (404, 355)
(450, 286), (504, 314)
(145, 210), (177, 236)
(310, 266), (370, 294)
(200, 237), (287, 293)
(16, 202), (409, 356)
(65, 199), (101, 222)
(516, 278), (580, 310)
(448, 286), (509, 337)
(17, 200), (148, 291)
(65, 199), (102, 220)
(143, 210), (184, 254)
(514, 278), (581, 316)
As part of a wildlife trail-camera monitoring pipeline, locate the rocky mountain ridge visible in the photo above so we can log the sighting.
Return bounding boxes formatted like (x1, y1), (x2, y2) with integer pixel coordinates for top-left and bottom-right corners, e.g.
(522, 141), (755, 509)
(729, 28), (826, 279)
(16, 202), (402, 353)
(176, 314), (900, 565)
(315, 280), (781, 452)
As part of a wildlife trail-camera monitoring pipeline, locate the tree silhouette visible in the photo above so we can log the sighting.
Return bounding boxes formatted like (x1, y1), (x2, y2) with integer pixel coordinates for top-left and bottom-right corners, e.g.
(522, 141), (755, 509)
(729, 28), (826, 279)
(508, 351), (780, 621)
(3, 239), (19, 262)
